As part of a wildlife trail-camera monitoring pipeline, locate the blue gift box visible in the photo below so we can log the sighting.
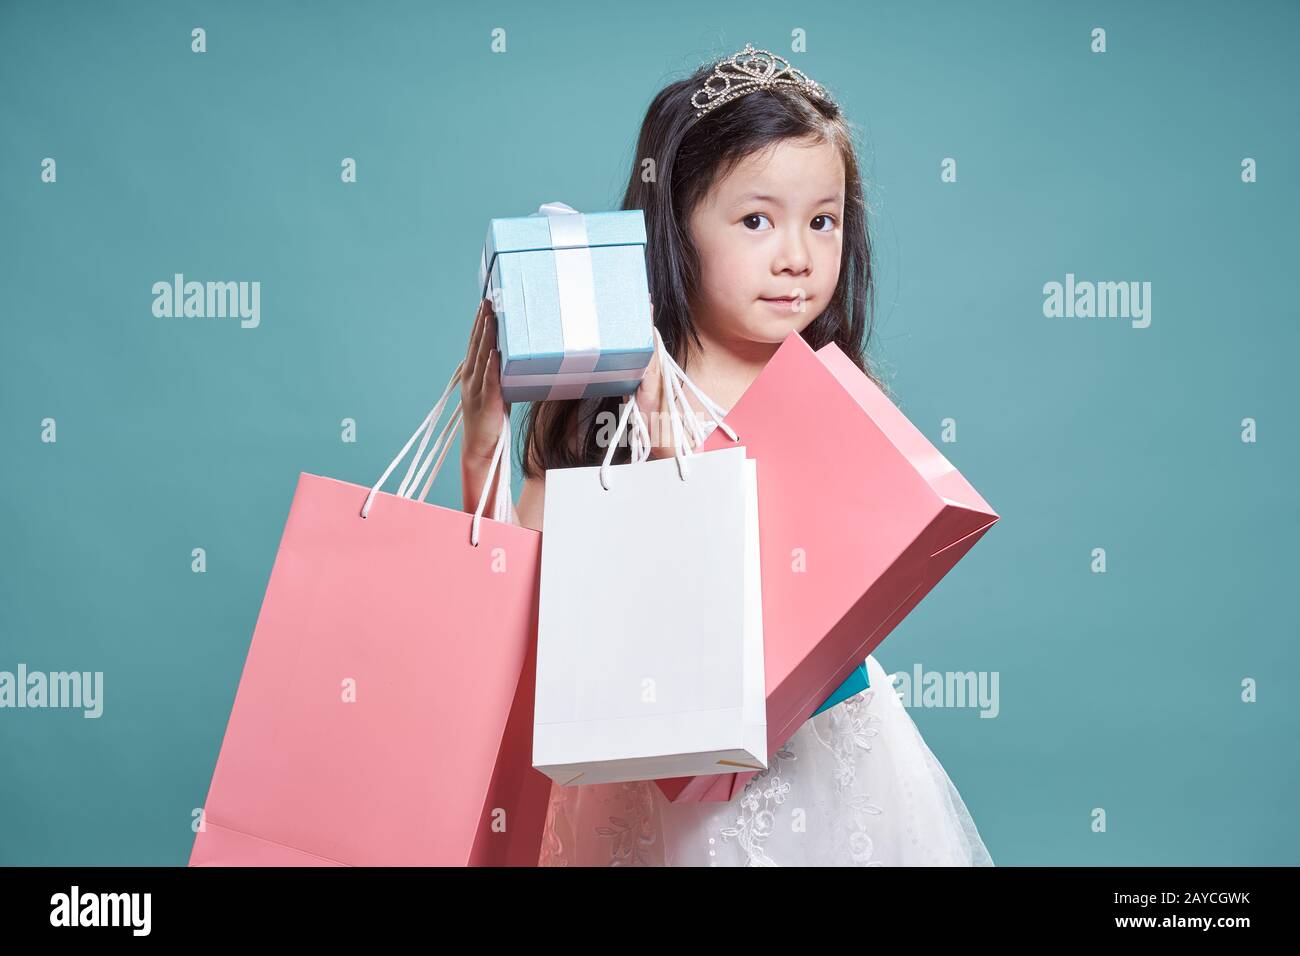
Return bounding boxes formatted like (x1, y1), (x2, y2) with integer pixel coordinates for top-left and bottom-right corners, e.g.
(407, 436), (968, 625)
(812, 661), (871, 716)
(478, 201), (654, 403)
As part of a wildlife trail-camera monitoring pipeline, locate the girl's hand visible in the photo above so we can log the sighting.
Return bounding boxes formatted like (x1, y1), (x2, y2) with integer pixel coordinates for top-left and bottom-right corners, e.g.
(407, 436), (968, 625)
(633, 301), (676, 460)
(461, 297), (509, 463)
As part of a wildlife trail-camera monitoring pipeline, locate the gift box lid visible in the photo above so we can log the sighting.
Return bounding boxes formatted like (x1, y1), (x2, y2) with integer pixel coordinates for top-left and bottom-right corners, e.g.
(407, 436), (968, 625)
(479, 203), (647, 299)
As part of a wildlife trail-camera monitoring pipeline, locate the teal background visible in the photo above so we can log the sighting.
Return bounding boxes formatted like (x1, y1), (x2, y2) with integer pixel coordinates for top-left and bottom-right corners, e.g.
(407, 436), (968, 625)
(2, 0), (1296, 866)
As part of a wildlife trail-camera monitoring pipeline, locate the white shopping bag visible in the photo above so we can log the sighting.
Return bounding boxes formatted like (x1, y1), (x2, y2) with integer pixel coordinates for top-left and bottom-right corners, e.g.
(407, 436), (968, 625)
(532, 329), (766, 787)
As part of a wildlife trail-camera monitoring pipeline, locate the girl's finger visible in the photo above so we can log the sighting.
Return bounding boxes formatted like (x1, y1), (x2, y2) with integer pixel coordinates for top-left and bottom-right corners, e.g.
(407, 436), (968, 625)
(480, 345), (502, 402)
(473, 306), (496, 391)
(465, 299), (487, 377)
(635, 356), (660, 419)
(644, 347), (660, 390)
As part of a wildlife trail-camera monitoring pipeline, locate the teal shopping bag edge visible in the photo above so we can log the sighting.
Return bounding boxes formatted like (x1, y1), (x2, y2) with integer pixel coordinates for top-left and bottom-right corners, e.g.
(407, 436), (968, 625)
(812, 661), (871, 717)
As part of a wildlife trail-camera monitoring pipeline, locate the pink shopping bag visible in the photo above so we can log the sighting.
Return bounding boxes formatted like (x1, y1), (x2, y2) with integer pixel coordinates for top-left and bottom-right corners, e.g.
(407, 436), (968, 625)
(655, 332), (999, 803)
(190, 372), (552, 865)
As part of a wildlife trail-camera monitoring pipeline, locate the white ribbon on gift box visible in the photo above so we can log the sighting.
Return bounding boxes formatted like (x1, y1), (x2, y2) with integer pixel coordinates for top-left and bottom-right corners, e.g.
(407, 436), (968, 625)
(486, 201), (607, 402)
(530, 200), (603, 400)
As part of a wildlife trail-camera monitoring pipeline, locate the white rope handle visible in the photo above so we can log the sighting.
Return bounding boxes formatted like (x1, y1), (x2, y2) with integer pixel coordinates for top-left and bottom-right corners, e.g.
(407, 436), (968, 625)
(469, 410), (512, 546)
(360, 362), (514, 549)
(597, 326), (738, 489)
(665, 357), (705, 452)
(628, 395), (652, 464)
(600, 327), (683, 489)
(660, 347), (739, 444)
(361, 361), (464, 519)
(403, 399), (462, 501)
(599, 392), (649, 490)
(416, 405), (463, 504)
(397, 368), (465, 500)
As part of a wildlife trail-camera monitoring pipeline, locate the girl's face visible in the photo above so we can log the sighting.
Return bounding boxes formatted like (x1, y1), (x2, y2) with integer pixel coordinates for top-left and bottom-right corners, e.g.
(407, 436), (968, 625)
(687, 135), (845, 349)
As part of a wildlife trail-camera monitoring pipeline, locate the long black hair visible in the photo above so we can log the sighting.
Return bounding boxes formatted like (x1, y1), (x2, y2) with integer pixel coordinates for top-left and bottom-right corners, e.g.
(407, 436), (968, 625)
(521, 52), (881, 479)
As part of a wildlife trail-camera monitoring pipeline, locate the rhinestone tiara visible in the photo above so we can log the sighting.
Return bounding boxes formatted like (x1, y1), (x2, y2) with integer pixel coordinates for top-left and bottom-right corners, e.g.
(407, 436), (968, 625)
(688, 43), (830, 124)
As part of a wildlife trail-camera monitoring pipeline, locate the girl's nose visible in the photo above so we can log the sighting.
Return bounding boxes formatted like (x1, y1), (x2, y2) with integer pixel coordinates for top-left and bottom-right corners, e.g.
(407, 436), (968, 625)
(774, 226), (812, 275)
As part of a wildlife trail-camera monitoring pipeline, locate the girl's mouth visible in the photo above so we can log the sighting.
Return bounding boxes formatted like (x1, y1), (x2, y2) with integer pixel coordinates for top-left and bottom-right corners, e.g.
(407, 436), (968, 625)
(759, 295), (809, 308)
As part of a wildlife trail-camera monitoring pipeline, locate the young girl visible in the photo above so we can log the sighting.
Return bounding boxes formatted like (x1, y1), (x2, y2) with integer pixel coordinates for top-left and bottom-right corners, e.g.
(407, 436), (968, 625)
(458, 44), (993, 866)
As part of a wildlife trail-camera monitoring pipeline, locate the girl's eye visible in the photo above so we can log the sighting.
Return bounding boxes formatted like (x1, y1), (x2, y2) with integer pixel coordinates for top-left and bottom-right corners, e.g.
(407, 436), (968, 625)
(811, 214), (836, 232)
(742, 213), (772, 231)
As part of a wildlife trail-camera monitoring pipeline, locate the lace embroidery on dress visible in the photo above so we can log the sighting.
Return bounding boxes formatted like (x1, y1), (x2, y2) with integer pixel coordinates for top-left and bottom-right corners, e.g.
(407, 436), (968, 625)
(537, 778), (664, 867)
(717, 686), (887, 866)
(814, 689), (887, 865)
(595, 781), (660, 866)
(537, 782), (569, 867)
(717, 746), (796, 866)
